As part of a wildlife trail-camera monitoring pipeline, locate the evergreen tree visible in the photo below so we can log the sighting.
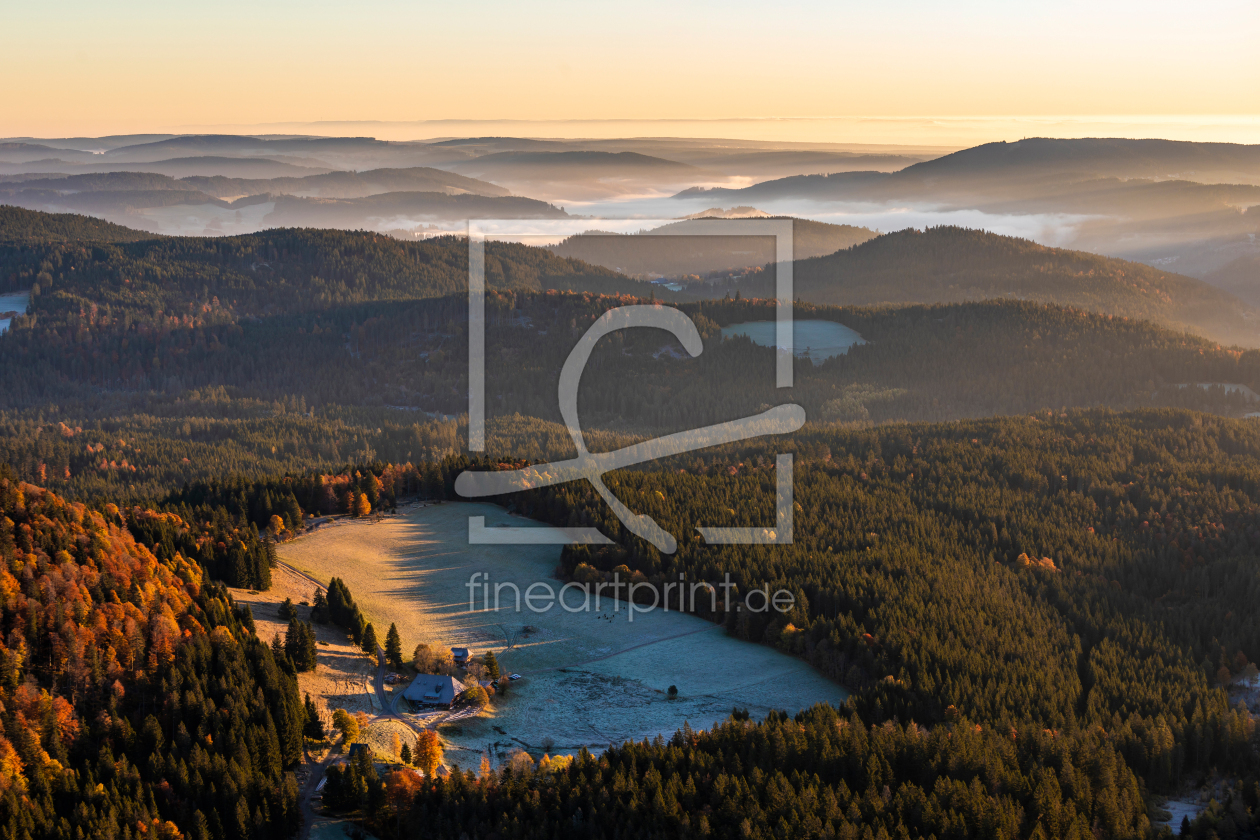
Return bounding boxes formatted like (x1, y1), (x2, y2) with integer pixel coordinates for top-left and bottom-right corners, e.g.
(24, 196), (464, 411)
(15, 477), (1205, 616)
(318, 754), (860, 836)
(311, 588), (330, 623)
(303, 693), (325, 740)
(286, 620), (318, 672)
(327, 579), (347, 625)
(385, 623), (403, 669)
(361, 622), (378, 657)
(352, 610), (367, 646)
(483, 650), (500, 681)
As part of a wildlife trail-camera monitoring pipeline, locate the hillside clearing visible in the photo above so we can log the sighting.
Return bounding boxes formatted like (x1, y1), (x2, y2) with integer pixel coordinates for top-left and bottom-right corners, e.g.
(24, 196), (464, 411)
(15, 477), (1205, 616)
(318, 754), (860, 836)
(277, 500), (848, 765)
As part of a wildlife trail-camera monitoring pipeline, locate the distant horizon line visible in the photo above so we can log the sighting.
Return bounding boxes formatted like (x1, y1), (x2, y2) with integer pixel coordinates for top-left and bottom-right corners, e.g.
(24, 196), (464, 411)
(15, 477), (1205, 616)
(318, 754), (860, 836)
(163, 115), (1260, 148)
(6, 114), (1260, 147)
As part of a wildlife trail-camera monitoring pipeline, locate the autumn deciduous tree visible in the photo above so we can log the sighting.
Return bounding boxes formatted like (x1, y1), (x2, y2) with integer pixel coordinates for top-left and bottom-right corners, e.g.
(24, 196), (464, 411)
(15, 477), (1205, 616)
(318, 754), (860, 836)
(391, 731), (402, 761)
(462, 683), (489, 708)
(414, 730), (443, 778)
(333, 709), (359, 745)
(412, 643), (453, 675)
(385, 768), (423, 815)
(505, 749), (535, 775)
(353, 493), (371, 518)
(464, 662), (488, 686)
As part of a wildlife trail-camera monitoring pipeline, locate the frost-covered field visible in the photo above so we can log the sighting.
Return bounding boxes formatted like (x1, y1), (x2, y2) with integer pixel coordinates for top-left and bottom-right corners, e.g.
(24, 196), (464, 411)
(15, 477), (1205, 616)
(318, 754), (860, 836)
(278, 501), (847, 765)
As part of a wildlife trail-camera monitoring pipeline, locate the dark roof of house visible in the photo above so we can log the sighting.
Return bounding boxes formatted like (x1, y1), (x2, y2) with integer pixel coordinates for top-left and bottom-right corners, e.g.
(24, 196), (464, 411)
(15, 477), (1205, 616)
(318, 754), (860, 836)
(403, 673), (465, 705)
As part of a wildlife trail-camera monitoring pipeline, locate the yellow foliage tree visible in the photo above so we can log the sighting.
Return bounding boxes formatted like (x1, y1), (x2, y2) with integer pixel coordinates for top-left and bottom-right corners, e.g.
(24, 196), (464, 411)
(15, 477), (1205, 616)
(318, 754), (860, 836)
(463, 683), (489, 708)
(332, 708), (359, 745)
(414, 730), (443, 778)
(353, 493), (371, 518)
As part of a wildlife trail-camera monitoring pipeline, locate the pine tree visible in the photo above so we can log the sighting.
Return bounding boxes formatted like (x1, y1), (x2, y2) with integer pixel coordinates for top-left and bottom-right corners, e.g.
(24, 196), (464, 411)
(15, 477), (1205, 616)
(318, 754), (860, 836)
(271, 632), (288, 670)
(361, 623), (378, 657)
(385, 623), (403, 669)
(400, 741), (412, 765)
(303, 694), (325, 740)
(327, 579), (346, 625)
(305, 623), (318, 669)
(483, 650), (500, 681)
(311, 588), (329, 623)
(352, 609), (367, 645)
(286, 620), (317, 671)
(282, 493), (304, 530)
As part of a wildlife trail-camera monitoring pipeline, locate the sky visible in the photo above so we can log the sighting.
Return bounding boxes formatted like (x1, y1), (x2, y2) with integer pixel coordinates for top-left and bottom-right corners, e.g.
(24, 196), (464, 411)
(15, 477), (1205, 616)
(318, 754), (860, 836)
(2, 0), (1259, 142)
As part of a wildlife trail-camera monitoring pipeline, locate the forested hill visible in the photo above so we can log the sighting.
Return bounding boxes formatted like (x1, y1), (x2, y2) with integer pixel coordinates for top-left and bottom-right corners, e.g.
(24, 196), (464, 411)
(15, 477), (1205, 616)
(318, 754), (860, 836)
(777, 226), (1259, 347)
(893, 137), (1260, 187)
(0, 218), (629, 300)
(0, 471), (304, 838)
(6, 292), (1260, 503)
(0, 204), (160, 243)
(547, 217), (876, 278)
(181, 166), (512, 199)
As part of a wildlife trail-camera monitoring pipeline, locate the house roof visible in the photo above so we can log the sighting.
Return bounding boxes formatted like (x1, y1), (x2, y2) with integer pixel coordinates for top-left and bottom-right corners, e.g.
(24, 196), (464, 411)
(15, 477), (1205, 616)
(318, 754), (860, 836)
(403, 673), (465, 705)
(451, 647), (471, 657)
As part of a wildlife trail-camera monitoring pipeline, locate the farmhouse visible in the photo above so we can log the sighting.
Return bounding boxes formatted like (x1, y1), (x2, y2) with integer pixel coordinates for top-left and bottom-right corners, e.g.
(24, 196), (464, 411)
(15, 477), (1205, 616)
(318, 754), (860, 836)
(403, 674), (465, 709)
(451, 647), (471, 665)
